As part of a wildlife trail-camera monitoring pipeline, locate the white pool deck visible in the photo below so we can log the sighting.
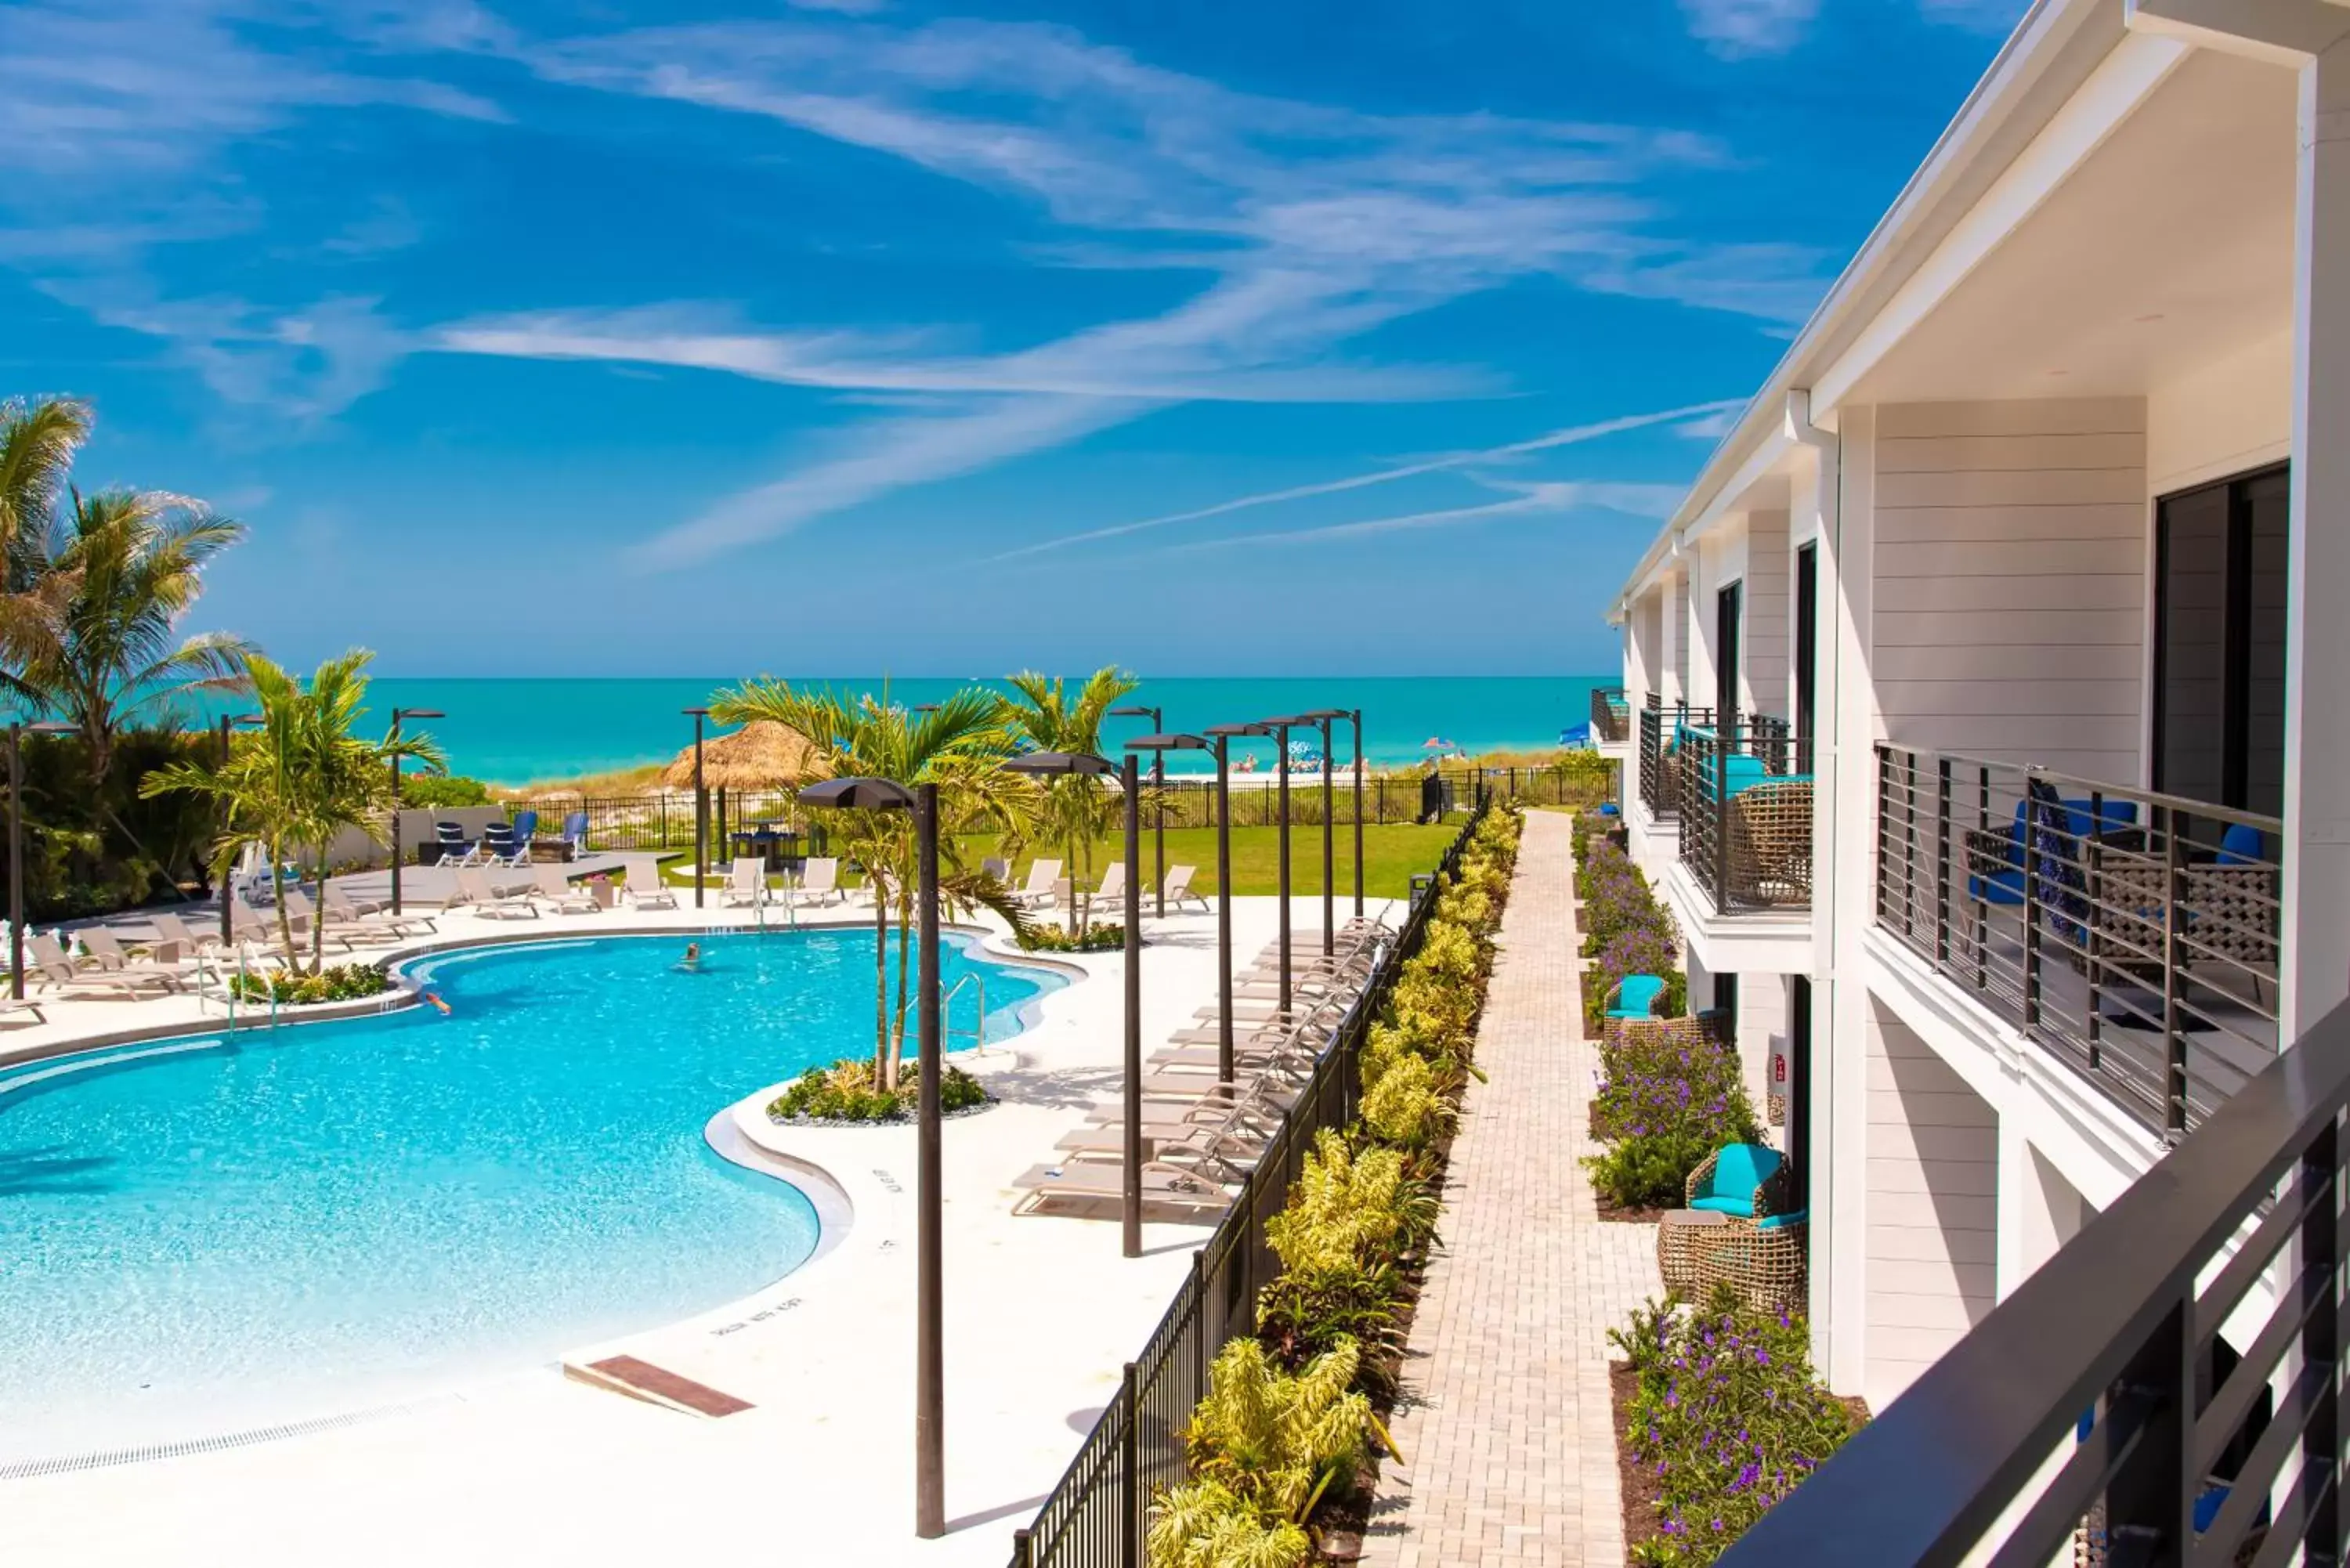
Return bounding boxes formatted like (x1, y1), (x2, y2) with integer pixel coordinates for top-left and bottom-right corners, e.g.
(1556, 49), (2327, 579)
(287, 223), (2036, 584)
(0, 887), (1394, 1567)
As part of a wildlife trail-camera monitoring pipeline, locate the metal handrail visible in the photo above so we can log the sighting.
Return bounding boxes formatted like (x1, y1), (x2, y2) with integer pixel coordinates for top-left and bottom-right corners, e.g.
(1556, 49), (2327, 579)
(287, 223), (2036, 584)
(942, 970), (988, 1057)
(1718, 996), (2350, 1566)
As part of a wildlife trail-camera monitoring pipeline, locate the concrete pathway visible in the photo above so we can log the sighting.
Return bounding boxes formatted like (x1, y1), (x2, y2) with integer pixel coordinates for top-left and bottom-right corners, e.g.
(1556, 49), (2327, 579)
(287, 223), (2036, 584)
(1363, 808), (1661, 1568)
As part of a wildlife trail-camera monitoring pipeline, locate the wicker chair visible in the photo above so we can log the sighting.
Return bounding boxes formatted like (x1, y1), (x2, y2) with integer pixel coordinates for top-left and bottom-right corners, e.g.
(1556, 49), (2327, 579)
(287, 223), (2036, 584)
(1657, 1158), (1805, 1313)
(1726, 779), (1813, 907)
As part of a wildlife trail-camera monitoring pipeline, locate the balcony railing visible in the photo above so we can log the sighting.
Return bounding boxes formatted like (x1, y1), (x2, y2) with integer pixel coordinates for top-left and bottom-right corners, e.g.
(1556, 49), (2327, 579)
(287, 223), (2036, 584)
(1590, 685), (1629, 745)
(1637, 699), (1714, 820)
(1874, 744), (2281, 1138)
(1678, 717), (1812, 913)
(1716, 995), (2350, 1568)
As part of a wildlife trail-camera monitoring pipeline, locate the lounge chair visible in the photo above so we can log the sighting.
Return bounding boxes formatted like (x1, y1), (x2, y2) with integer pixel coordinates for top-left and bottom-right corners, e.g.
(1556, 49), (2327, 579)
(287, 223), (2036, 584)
(436, 823), (483, 869)
(27, 934), (175, 997)
(532, 864), (602, 914)
(148, 911), (226, 954)
(1006, 859), (1061, 909)
(323, 883), (439, 937)
(455, 867), (540, 919)
(492, 812), (537, 869)
(278, 891), (362, 951)
(1051, 1116), (1264, 1182)
(1010, 1158), (1236, 1218)
(1160, 865), (1210, 914)
(981, 857), (1011, 888)
(1094, 862), (1126, 905)
(795, 857), (845, 906)
(76, 927), (201, 988)
(718, 858), (765, 908)
(621, 858), (678, 909)
(559, 811), (590, 859)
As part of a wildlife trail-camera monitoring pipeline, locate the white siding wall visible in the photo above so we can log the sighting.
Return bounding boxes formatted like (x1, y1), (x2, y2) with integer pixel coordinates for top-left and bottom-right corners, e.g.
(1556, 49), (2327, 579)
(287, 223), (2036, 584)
(2147, 328), (2292, 497)
(1746, 509), (1791, 723)
(1864, 997), (1997, 1412)
(1741, 974), (1791, 1138)
(1672, 571), (1691, 703)
(1871, 398), (2149, 782)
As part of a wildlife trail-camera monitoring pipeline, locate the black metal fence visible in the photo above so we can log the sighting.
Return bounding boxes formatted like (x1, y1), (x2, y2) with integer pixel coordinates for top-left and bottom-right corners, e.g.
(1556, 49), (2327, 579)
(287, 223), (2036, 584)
(1006, 800), (1487, 1568)
(1874, 744), (2281, 1139)
(1717, 993), (2350, 1568)
(1638, 699), (1716, 820)
(1591, 685), (1629, 745)
(505, 768), (1603, 852)
(1678, 717), (1812, 913)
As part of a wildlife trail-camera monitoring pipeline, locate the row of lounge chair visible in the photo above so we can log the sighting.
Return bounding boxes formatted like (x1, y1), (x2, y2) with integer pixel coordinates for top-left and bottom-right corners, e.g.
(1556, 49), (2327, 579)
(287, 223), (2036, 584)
(1009, 916), (1395, 1219)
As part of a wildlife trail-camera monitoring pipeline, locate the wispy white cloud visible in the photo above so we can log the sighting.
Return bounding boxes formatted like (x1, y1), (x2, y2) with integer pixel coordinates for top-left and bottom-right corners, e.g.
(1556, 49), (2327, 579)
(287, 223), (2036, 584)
(1170, 478), (1684, 551)
(985, 399), (1738, 563)
(636, 394), (1137, 568)
(1677, 0), (1820, 59)
(1674, 406), (1740, 441)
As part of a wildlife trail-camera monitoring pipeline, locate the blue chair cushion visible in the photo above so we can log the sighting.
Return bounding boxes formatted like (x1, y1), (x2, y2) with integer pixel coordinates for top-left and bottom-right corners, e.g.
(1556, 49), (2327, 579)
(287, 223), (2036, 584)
(1692, 1143), (1782, 1215)
(1606, 974), (1667, 1020)
(2218, 822), (2264, 865)
(1755, 1208), (1806, 1231)
(1720, 755), (1770, 797)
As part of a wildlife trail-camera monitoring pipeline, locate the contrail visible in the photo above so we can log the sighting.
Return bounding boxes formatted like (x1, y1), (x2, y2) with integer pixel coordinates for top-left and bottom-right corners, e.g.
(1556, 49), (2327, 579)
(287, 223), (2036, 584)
(981, 396), (1741, 563)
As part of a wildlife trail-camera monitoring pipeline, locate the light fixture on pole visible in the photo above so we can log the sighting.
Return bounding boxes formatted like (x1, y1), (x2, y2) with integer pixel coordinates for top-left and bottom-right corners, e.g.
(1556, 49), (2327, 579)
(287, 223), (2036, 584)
(1349, 710), (1365, 918)
(797, 773), (946, 1538)
(1201, 722), (1270, 1085)
(213, 712), (264, 945)
(1108, 705), (1166, 916)
(1260, 715), (1311, 1019)
(1293, 710), (1350, 957)
(8, 721), (76, 1001)
(683, 707), (710, 909)
(387, 707), (445, 917)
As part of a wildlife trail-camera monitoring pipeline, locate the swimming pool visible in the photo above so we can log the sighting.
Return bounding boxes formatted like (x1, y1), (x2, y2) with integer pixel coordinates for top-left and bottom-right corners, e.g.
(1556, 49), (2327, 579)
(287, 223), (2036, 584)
(0, 929), (1060, 1461)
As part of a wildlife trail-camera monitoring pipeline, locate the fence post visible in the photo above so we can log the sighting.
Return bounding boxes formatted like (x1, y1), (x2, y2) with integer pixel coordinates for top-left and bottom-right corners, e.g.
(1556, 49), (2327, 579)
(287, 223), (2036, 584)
(2099, 1300), (2190, 1567)
(1121, 1360), (1141, 1568)
(1935, 757), (1951, 970)
(1010, 1527), (1033, 1568)
(2162, 820), (2186, 1137)
(2023, 786), (2043, 1032)
(2299, 1116), (2341, 1559)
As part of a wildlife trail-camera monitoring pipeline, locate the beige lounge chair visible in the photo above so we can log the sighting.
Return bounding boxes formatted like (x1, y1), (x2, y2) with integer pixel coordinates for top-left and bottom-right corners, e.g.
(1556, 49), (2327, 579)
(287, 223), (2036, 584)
(28, 934), (174, 997)
(1159, 865), (1209, 914)
(455, 867), (540, 919)
(323, 883), (439, 936)
(76, 927), (201, 988)
(1006, 859), (1061, 909)
(148, 911), (226, 954)
(721, 858), (766, 909)
(278, 891), (362, 951)
(532, 864), (602, 914)
(1010, 1158), (1236, 1218)
(1094, 862), (1126, 905)
(620, 858), (678, 909)
(795, 857), (844, 906)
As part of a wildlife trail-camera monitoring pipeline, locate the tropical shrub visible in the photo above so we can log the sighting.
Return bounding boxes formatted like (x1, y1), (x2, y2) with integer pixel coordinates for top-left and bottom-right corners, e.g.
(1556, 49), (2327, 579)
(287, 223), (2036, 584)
(1611, 1291), (1860, 1565)
(400, 774), (490, 808)
(1257, 1131), (1437, 1368)
(1358, 1050), (1452, 1154)
(1016, 921), (1125, 953)
(230, 963), (391, 1006)
(1586, 1023), (1760, 1209)
(768, 1059), (990, 1122)
(1147, 1338), (1390, 1568)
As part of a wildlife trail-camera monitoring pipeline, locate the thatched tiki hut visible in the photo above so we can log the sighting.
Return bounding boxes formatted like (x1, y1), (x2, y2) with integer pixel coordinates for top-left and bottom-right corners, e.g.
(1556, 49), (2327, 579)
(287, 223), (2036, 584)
(661, 721), (831, 862)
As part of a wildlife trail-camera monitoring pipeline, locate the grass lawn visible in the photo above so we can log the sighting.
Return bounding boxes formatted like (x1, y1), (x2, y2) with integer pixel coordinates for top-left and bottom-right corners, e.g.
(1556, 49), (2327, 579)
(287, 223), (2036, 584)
(649, 821), (1462, 900)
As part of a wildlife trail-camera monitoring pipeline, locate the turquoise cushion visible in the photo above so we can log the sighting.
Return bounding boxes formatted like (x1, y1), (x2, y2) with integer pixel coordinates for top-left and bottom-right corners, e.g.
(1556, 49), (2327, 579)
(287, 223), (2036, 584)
(1690, 1194), (1752, 1216)
(1721, 756), (1769, 796)
(1756, 1209), (1807, 1231)
(1697, 1143), (1782, 1212)
(1606, 974), (1666, 1019)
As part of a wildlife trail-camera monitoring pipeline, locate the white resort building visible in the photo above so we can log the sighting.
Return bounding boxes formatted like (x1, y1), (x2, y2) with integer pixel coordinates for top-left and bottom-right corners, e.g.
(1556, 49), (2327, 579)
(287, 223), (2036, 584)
(1596, 0), (2349, 1435)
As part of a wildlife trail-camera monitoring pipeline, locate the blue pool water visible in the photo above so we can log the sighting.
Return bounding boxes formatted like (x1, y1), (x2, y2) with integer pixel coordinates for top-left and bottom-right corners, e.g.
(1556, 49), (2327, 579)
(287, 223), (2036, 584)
(0, 930), (1058, 1459)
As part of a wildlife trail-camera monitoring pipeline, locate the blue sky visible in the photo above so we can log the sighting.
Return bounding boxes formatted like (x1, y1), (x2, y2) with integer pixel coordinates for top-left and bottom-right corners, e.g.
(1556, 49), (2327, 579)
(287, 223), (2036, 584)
(2, 0), (2024, 677)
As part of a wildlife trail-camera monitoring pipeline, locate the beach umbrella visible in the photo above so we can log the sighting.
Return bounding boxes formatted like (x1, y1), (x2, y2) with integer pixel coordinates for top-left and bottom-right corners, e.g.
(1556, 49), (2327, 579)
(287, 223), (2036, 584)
(659, 720), (831, 793)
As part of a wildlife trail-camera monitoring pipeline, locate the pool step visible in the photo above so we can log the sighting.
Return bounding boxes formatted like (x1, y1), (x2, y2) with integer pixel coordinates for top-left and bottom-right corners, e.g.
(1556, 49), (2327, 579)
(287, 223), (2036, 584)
(566, 1354), (755, 1418)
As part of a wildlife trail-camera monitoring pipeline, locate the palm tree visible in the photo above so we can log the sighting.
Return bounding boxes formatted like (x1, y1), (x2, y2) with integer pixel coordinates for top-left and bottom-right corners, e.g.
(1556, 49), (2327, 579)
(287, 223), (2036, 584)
(1, 484), (251, 790)
(710, 679), (1032, 1088)
(0, 396), (90, 551)
(142, 650), (433, 973)
(1000, 667), (1139, 933)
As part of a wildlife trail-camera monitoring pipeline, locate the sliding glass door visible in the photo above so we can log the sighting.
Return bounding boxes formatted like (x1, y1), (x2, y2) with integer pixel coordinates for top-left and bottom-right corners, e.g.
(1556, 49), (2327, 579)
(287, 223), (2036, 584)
(2152, 465), (2287, 816)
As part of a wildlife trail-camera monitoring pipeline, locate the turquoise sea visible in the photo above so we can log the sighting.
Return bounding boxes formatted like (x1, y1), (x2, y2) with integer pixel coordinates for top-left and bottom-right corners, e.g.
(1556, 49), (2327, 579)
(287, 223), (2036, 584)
(331, 676), (1610, 785)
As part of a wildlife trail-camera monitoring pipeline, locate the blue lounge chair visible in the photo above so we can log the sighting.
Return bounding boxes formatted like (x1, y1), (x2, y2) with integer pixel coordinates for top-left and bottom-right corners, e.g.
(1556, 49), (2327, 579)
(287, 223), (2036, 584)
(1966, 795), (2139, 907)
(436, 822), (480, 868)
(1687, 1143), (1785, 1217)
(493, 811), (538, 868)
(1604, 974), (1667, 1021)
(560, 811), (590, 858)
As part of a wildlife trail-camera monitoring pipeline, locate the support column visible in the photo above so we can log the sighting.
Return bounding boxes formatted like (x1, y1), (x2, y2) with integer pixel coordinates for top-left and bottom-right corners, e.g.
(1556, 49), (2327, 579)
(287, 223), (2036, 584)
(2283, 34), (2350, 1042)
(1658, 565), (1685, 707)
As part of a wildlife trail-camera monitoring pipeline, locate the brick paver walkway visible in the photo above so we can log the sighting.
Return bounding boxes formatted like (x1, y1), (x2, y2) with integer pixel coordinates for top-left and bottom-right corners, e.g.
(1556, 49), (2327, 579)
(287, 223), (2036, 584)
(1362, 808), (1661, 1568)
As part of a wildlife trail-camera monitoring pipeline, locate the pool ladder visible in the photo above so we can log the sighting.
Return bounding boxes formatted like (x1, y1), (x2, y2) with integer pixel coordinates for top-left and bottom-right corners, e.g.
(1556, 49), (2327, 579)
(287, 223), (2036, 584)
(894, 973), (994, 1059)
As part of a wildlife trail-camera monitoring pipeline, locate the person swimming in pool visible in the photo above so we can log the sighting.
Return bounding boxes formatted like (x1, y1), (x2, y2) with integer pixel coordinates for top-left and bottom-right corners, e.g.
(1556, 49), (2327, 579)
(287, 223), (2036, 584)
(424, 990), (453, 1017)
(680, 941), (702, 972)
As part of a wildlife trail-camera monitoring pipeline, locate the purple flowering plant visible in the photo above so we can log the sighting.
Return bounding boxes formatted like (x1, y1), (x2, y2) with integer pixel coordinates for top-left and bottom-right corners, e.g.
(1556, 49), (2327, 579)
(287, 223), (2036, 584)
(1609, 1292), (1860, 1566)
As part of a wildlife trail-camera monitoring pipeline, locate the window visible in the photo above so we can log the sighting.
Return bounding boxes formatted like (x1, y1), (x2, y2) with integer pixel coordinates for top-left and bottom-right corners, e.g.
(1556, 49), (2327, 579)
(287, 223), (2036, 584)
(2153, 466), (2287, 816)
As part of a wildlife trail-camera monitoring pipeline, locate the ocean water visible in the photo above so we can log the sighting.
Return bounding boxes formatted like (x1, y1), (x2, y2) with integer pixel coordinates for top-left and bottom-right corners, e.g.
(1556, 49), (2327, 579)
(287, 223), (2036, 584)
(331, 675), (1610, 785)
